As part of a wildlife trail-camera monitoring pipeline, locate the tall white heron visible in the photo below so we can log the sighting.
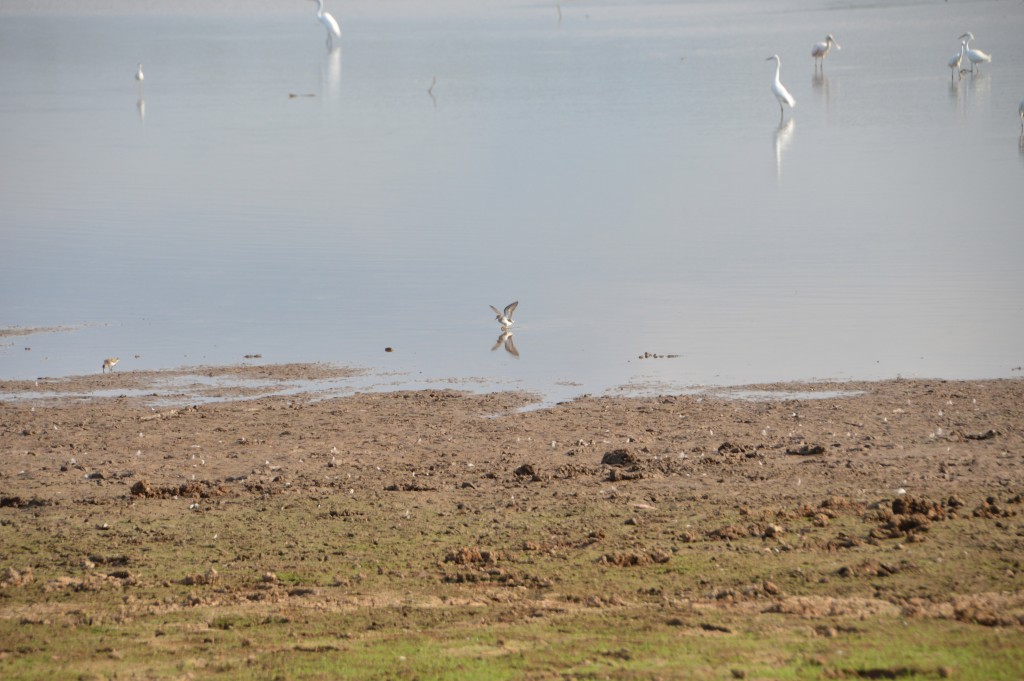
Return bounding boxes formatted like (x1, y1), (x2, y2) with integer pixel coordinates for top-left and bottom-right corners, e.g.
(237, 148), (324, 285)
(958, 32), (991, 73)
(948, 40), (966, 81)
(310, 0), (341, 48)
(811, 35), (840, 70)
(766, 55), (795, 121)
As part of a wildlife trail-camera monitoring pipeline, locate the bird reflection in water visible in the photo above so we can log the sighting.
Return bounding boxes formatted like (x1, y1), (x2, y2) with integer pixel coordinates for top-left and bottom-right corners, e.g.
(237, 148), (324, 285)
(811, 70), (830, 111)
(774, 117), (795, 184)
(323, 45), (342, 100)
(492, 329), (519, 358)
(1018, 98), (1024, 156)
(948, 77), (965, 118)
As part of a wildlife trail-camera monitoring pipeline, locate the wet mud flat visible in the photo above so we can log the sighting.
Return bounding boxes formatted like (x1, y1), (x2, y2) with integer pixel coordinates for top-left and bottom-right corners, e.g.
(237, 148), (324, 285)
(1, 367), (1023, 679)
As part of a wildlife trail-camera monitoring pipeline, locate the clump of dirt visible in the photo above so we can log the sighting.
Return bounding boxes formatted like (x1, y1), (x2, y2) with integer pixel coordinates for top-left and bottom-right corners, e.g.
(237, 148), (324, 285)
(444, 547), (503, 565)
(599, 548), (671, 566)
(1, 566), (34, 588)
(973, 496), (1018, 519)
(871, 495), (955, 540)
(601, 449), (642, 467)
(130, 479), (228, 499)
(180, 568), (219, 586)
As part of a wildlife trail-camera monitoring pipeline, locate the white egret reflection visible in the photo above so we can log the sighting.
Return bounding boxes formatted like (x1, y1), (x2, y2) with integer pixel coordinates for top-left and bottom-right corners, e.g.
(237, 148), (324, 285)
(323, 46), (342, 100)
(774, 117), (795, 184)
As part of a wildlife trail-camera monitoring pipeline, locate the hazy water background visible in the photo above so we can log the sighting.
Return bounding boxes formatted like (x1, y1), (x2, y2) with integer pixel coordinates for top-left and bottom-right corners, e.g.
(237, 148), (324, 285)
(2, 0), (1023, 400)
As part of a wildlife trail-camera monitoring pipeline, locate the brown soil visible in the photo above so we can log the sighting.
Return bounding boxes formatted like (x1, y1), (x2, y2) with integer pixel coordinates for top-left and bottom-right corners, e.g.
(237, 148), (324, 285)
(1, 365), (1023, 676)
(6, 366), (1020, 510)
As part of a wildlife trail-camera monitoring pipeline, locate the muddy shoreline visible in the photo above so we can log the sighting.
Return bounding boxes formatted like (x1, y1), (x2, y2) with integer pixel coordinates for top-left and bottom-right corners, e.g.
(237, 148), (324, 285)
(1, 366), (1022, 678)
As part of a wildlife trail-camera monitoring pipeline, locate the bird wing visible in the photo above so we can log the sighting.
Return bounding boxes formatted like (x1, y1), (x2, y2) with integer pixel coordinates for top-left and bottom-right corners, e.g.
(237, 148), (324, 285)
(490, 305), (501, 315)
(504, 301), (519, 318)
(780, 85), (796, 108)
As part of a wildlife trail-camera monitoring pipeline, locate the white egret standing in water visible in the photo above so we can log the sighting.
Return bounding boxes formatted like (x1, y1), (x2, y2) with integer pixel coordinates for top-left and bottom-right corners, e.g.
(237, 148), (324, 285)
(811, 35), (840, 70)
(766, 55), (795, 121)
(948, 40), (966, 81)
(958, 32), (991, 73)
(310, 0), (341, 48)
(135, 63), (145, 120)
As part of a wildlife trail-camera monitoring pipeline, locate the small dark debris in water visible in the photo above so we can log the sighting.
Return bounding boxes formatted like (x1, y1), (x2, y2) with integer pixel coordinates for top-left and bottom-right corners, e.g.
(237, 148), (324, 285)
(24, 347), (31, 351)
(385, 347), (393, 353)
(638, 351), (680, 360)
(244, 354), (262, 359)
(288, 93), (315, 98)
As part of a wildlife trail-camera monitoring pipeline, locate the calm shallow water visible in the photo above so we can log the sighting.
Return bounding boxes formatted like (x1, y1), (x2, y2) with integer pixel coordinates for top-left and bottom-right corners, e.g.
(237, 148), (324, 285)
(2, 0), (1023, 400)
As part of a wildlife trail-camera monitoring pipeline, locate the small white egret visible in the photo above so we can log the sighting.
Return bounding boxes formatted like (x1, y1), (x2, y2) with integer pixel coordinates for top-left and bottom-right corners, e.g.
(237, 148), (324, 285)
(766, 55), (795, 121)
(958, 32), (991, 73)
(135, 63), (144, 83)
(948, 40), (966, 81)
(310, 0), (341, 48)
(811, 35), (840, 69)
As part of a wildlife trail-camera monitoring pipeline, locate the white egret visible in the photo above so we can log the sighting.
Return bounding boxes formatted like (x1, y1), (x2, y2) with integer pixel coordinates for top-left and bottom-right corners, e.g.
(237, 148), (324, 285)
(958, 32), (991, 73)
(135, 63), (144, 83)
(948, 40), (966, 81)
(766, 55), (795, 121)
(490, 301), (518, 329)
(811, 35), (840, 69)
(310, 0), (341, 48)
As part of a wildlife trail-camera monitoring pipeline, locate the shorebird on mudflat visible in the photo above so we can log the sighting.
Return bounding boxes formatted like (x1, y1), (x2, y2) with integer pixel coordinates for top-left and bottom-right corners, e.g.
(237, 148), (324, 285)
(490, 301), (518, 329)
(102, 357), (120, 373)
